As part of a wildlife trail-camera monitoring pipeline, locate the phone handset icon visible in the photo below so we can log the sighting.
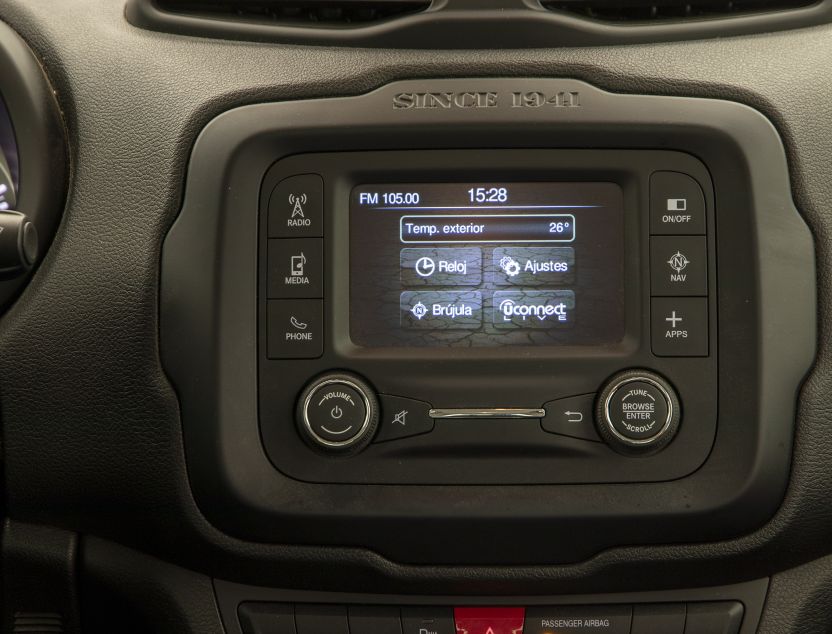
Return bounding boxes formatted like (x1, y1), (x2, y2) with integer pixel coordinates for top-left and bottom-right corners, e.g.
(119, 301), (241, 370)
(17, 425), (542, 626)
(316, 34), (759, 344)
(290, 316), (308, 330)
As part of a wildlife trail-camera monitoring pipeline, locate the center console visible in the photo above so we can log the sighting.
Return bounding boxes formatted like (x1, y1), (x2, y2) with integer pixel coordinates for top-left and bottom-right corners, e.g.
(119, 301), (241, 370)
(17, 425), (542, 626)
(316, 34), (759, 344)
(260, 149), (716, 483)
(160, 78), (814, 568)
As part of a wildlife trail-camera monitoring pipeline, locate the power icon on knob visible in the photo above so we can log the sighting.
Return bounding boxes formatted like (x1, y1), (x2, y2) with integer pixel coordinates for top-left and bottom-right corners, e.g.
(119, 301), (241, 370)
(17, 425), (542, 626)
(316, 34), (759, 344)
(297, 373), (380, 454)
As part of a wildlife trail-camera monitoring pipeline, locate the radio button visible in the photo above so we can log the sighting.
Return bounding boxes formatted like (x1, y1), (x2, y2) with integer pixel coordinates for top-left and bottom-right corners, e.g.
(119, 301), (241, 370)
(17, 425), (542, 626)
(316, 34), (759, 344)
(651, 236), (707, 297)
(268, 238), (324, 299)
(267, 299), (323, 359)
(651, 297), (708, 357)
(268, 174), (323, 238)
(400, 247), (482, 286)
(650, 171), (706, 235)
(375, 395), (434, 443)
(542, 394), (600, 442)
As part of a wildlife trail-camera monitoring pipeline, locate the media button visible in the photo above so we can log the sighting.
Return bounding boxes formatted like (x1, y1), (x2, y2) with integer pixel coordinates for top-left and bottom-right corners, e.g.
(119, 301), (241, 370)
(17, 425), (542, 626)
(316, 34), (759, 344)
(267, 238), (324, 299)
(400, 291), (482, 330)
(493, 290), (575, 329)
(493, 246), (575, 286)
(400, 247), (482, 286)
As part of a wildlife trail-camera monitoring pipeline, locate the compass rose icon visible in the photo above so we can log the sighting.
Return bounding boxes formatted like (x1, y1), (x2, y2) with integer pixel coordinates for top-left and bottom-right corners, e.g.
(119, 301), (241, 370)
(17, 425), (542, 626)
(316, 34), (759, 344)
(411, 301), (428, 320)
(667, 251), (690, 273)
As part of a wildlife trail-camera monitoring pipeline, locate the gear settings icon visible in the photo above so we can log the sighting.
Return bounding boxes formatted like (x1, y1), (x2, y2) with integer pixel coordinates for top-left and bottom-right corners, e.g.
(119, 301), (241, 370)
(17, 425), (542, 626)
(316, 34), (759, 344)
(499, 256), (521, 278)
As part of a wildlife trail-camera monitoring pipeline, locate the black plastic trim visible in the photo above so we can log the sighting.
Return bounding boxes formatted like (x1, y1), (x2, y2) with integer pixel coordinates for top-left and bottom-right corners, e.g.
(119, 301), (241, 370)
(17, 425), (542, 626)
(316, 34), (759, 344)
(214, 578), (769, 634)
(125, 0), (832, 48)
(160, 78), (815, 566)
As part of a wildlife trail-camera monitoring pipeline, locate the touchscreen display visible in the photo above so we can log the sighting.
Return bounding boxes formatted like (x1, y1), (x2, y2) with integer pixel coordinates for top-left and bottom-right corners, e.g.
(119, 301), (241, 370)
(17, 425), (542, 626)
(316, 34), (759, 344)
(349, 182), (625, 348)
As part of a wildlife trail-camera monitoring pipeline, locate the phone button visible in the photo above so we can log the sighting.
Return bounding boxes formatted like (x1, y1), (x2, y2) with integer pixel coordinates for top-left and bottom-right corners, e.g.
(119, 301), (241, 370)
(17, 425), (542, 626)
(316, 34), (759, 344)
(267, 299), (323, 359)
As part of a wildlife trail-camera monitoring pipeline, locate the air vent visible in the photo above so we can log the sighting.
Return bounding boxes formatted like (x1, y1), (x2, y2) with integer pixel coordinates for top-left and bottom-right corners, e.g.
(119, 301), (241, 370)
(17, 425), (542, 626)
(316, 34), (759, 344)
(153, 0), (430, 25)
(126, 0), (832, 47)
(542, 0), (819, 21)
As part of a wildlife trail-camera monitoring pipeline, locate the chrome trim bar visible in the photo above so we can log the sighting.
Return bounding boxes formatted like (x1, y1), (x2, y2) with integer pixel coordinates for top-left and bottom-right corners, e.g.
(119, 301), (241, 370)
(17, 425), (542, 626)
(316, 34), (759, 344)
(429, 408), (545, 420)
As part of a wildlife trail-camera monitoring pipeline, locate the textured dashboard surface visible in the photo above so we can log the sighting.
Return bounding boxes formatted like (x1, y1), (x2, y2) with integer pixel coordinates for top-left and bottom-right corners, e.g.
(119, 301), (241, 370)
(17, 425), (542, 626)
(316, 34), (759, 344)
(0, 0), (828, 596)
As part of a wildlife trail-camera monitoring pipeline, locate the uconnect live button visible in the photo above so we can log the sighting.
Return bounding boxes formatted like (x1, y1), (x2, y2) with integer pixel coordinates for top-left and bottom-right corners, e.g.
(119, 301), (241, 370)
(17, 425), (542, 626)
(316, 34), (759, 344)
(453, 607), (525, 634)
(525, 605), (632, 634)
(493, 290), (575, 329)
(400, 291), (482, 329)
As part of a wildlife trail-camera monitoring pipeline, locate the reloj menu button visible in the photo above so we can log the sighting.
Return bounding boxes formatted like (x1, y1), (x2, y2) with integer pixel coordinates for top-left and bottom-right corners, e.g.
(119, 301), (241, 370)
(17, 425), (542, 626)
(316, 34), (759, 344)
(650, 171), (706, 235)
(269, 174), (323, 238)
(400, 291), (483, 329)
(493, 290), (575, 329)
(400, 247), (482, 286)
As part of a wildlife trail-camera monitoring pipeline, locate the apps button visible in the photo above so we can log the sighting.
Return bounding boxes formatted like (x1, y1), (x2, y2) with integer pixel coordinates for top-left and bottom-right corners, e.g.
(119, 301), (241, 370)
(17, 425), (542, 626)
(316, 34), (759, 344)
(493, 290), (575, 329)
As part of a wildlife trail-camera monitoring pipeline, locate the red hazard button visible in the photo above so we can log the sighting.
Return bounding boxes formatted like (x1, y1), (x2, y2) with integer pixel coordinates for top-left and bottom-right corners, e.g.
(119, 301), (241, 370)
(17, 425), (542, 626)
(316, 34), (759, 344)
(454, 607), (525, 634)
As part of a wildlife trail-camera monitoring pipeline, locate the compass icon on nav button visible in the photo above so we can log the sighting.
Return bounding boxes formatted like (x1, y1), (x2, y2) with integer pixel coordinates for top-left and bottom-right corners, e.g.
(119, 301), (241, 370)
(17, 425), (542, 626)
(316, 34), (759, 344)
(667, 251), (690, 274)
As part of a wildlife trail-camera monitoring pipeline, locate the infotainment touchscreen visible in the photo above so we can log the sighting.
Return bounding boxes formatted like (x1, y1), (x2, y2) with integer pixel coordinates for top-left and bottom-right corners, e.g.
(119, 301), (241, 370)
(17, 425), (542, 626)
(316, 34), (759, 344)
(349, 182), (625, 348)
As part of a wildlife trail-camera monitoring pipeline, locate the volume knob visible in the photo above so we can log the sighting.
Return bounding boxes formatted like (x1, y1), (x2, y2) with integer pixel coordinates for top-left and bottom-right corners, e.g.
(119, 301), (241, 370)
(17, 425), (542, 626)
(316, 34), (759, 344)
(297, 372), (379, 454)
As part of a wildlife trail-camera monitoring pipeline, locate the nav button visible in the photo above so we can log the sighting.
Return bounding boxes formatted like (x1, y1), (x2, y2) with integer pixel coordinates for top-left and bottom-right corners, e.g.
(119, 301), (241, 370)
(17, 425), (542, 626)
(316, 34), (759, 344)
(375, 395), (434, 443)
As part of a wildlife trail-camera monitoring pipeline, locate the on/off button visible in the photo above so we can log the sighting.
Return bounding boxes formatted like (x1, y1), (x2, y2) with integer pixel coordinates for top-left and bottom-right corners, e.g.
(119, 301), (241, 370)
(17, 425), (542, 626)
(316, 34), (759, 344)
(303, 381), (368, 445)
